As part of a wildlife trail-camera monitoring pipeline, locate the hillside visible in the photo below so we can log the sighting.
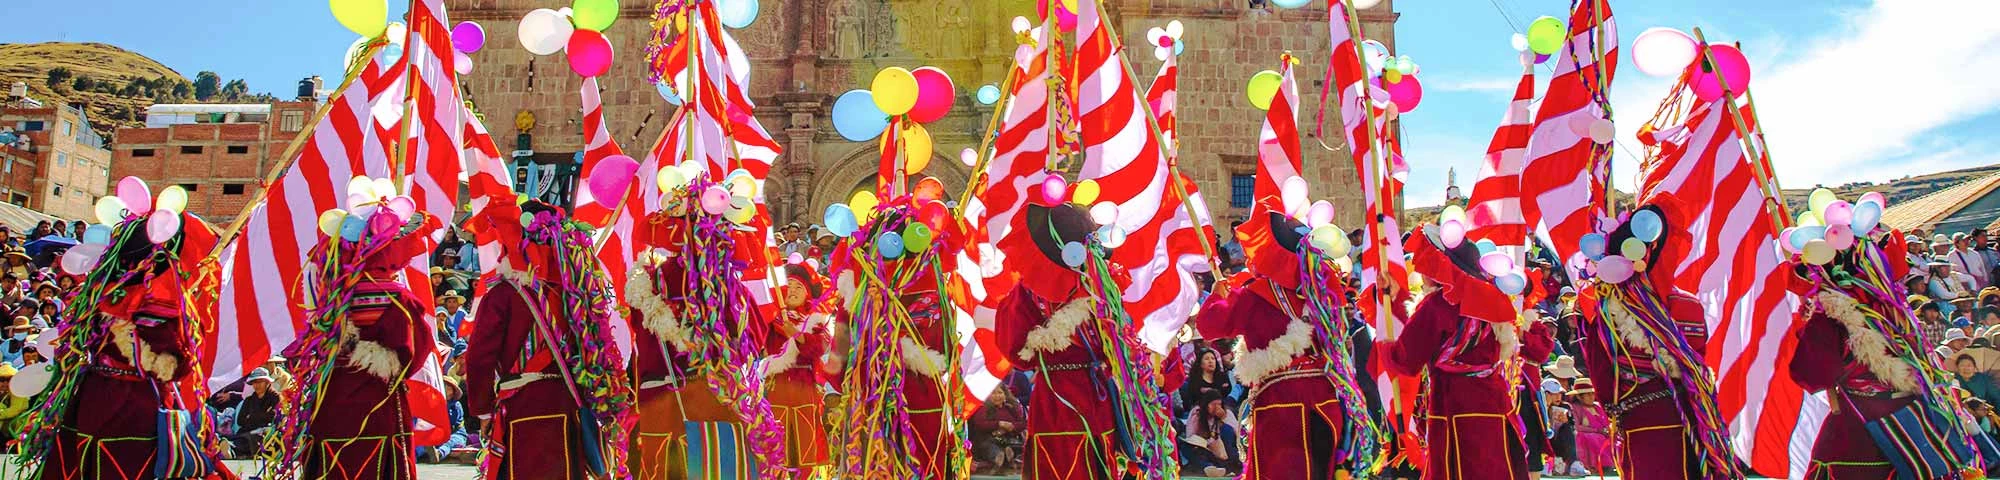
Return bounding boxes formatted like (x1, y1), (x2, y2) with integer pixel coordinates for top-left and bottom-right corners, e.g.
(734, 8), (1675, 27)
(0, 42), (186, 139)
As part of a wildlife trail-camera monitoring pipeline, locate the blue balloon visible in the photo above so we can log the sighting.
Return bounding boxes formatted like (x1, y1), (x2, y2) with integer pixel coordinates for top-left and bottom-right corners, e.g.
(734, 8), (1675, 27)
(655, 80), (681, 105)
(832, 90), (889, 142)
(1174, 41), (1186, 56)
(1496, 273), (1527, 295)
(339, 214), (367, 242)
(878, 231), (906, 259)
(1851, 201), (1884, 233)
(824, 204), (858, 237)
(1789, 226), (1827, 252)
(379, 43), (404, 65)
(82, 225), (112, 245)
(1474, 239), (1498, 255)
(1579, 233), (1608, 259)
(976, 84), (1002, 105)
(718, 0), (760, 29)
(1060, 241), (1088, 267)
(1271, 0), (1311, 8)
(1630, 210), (1663, 242)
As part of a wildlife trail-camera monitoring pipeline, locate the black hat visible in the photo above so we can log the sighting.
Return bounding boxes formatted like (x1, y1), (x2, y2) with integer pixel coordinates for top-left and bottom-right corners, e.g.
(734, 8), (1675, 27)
(1026, 203), (1097, 272)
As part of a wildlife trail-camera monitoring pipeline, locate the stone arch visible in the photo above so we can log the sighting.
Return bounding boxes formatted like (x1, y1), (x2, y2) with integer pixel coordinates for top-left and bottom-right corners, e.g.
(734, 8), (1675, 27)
(806, 143), (971, 220)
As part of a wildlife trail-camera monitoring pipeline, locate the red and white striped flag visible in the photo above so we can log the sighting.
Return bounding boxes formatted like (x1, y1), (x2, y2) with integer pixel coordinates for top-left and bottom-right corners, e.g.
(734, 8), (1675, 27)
(571, 76), (626, 228)
(950, 29), (1052, 401)
(1076, 6), (1214, 353)
(395, 0), (464, 446)
(463, 104), (513, 289)
(1519, 0), (1617, 263)
(1324, 1), (1407, 335)
(1641, 100), (1811, 478)
(1466, 57), (1536, 246)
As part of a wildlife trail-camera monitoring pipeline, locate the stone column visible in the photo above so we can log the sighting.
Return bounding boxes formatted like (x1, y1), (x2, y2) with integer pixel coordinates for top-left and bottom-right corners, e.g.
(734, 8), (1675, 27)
(778, 94), (823, 224)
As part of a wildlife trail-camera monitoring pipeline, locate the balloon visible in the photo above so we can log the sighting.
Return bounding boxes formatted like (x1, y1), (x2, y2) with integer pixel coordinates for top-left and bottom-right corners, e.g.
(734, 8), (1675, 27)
(1535, 53), (1552, 65)
(960, 148), (979, 167)
(1474, 239), (1498, 256)
(1822, 201), (1853, 227)
(1440, 205), (1467, 225)
(1802, 239), (1836, 265)
(656, 165), (689, 193)
(339, 214), (367, 242)
(1587, 118), (1615, 144)
(1778, 228), (1800, 253)
(907, 177), (945, 202)
(1859, 191), (1887, 207)
(116, 177), (152, 217)
(565, 29), (614, 77)
(1353, 0), (1382, 9)
(1797, 210), (1823, 228)
(1510, 33), (1529, 52)
(1308, 200), (1336, 227)
(518, 9), (575, 56)
(1631, 27), (1697, 77)
(907, 67), (956, 123)
(1691, 43), (1752, 102)
(81, 224), (113, 246)
(585, 154), (639, 204)
(152, 185), (189, 215)
(1620, 237), (1649, 261)
(571, 0), (619, 31)
(1597, 256), (1635, 283)
(717, 0), (760, 29)
(1480, 252), (1515, 277)
(94, 196), (129, 225)
(695, 185), (728, 215)
(381, 196), (415, 222)
(1036, 0), (1078, 32)
(1072, 180), (1101, 206)
(370, 177), (397, 199)
(1496, 274), (1528, 295)
(1060, 242), (1087, 267)
(1439, 220), (1466, 248)
(824, 204), (858, 237)
(1089, 202), (1119, 226)
(1382, 68), (1404, 85)
(871, 67), (920, 116)
(1272, 0), (1310, 8)
(976, 84), (1002, 105)
(832, 90), (890, 141)
(1788, 226), (1827, 252)
(452, 21), (486, 53)
(1580, 233), (1608, 259)
(146, 210), (180, 245)
(1280, 176), (1309, 216)
(1098, 225), (1128, 249)
(655, 79), (683, 104)
(330, 0), (389, 38)
(904, 223), (934, 252)
(849, 191), (879, 221)
(724, 197), (755, 224)
(1526, 16), (1565, 55)
(878, 232), (906, 259)
(1384, 74), (1422, 113)
(1246, 70), (1282, 110)
(1825, 224), (1856, 250)
(900, 123), (933, 174)
(318, 210), (347, 237)
(452, 50), (475, 75)
(1852, 200), (1884, 233)
(1040, 176), (1069, 205)
(60, 247), (99, 275)
(1629, 209), (1663, 242)
(1307, 224), (1338, 252)
(11, 363), (52, 398)
(1807, 188), (1838, 214)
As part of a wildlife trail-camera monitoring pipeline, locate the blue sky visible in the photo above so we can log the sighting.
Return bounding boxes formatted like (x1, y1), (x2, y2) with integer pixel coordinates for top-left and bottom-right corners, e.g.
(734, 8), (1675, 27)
(6, 0), (1999, 208)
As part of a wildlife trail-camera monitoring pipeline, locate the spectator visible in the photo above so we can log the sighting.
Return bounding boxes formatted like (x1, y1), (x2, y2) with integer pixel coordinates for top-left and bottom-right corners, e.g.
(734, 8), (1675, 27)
(1952, 233), (1990, 291)
(1, 317), (29, 366)
(1933, 234), (1955, 258)
(1969, 398), (1999, 435)
(437, 291), (469, 360)
(0, 226), (16, 251)
(1978, 229), (2000, 283)
(1178, 349), (1231, 414)
(1179, 394), (1242, 477)
(1569, 379), (1614, 474)
(1928, 261), (1975, 318)
(1957, 353), (1999, 401)
(419, 377), (470, 462)
(0, 364), (25, 447)
(1941, 330), (1973, 361)
(778, 223), (810, 259)
(226, 368), (280, 458)
(3, 250), (30, 283)
(434, 228), (466, 270)
(1546, 404), (1581, 476)
(1543, 355), (1581, 389)
(970, 386), (1026, 474)
(25, 221), (50, 241)
(20, 341), (41, 366)
(66, 221), (85, 240)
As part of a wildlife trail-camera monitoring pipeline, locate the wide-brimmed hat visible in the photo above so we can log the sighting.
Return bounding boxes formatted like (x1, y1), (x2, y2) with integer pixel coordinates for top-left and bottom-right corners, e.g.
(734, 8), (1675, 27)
(1568, 378), (1596, 396)
(1544, 355), (1581, 379)
(439, 290), (465, 304)
(246, 368), (273, 384)
(1944, 329), (1972, 346)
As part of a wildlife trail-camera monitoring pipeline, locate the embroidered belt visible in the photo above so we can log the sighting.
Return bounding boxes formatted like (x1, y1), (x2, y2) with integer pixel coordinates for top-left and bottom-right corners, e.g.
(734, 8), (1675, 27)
(1041, 362), (1096, 372)
(1606, 389), (1673, 417)
(1840, 387), (1912, 400)
(498, 372), (558, 391)
(90, 364), (142, 381)
(639, 375), (677, 390)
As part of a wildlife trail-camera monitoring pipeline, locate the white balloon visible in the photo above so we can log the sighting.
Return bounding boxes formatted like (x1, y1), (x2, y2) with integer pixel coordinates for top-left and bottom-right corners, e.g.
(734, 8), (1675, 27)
(1631, 27), (1699, 77)
(1280, 176), (1309, 216)
(518, 8), (574, 56)
(1166, 20), (1185, 38)
(1012, 16), (1032, 34)
(1353, 0), (1383, 9)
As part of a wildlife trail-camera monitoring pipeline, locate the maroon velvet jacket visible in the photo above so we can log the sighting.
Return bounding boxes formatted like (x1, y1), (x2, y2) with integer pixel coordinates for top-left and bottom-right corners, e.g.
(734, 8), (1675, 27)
(1579, 292), (1714, 480)
(1380, 294), (1530, 480)
(995, 284), (1123, 480)
(464, 280), (587, 480)
(1789, 307), (1911, 480)
(1196, 284), (1350, 480)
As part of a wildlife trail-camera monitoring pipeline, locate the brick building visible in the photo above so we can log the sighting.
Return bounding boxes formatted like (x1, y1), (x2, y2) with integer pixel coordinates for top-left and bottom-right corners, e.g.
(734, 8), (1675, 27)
(447, 0), (1398, 227)
(110, 100), (317, 223)
(0, 86), (113, 220)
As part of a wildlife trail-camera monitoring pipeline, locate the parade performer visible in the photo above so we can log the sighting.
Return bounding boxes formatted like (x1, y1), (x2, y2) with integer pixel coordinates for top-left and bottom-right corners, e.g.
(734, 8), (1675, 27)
(1379, 224), (1532, 480)
(763, 263), (833, 477)
(463, 199), (634, 480)
(12, 181), (232, 480)
(261, 178), (438, 480)
(827, 190), (969, 479)
(1784, 192), (1998, 480)
(993, 200), (1180, 480)
(1195, 210), (1379, 479)
(621, 170), (786, 480)
(1571, 202), (1741, 479)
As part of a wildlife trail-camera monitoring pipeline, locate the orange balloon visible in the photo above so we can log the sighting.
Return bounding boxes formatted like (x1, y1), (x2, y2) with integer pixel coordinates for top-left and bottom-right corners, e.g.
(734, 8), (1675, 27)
(913, 177), (945, 201)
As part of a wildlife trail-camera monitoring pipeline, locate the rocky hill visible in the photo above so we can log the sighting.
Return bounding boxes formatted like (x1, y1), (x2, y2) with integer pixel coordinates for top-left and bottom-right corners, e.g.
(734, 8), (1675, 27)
(0, 42), (185, 139)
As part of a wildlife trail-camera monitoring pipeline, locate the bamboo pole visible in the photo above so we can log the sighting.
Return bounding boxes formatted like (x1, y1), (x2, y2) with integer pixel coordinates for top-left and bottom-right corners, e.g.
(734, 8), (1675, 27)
(1691, 28), (1789, 229)
(1328, 0), (1399, 335)
(391, 0), (424, 193)
(952, 65), (1021, 214)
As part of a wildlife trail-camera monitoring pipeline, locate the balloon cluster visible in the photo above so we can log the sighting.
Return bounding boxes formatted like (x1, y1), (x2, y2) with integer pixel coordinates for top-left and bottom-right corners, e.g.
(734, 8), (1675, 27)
(315, 176), (419, 245)
(519, 0), (622, 77)
(821, 192), (952, 261)
(1146, 21), (1187, 61)
(1782, 189), (1887, 266)
(656, 161), (762, 225)
(1035, 0), (1081, 32)
(831, 66), (957, 176)
(1435, 205), (1528, 294)
(63, 177), (190, 275)
(1629, 28), (1753, 101)
(1269, 175), (1351, 260)
(1356, 40), (1423, 113)
(1575, 209), (1667, 285)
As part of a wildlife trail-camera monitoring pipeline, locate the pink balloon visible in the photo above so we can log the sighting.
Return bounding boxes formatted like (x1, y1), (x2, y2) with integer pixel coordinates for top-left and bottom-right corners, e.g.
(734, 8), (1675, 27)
(565, 29), (615, 78)
(1690, 44), (1751, 102)
(1479, 252), (1514, 277)
(586, 154), (641, 205)
(1384, 74), (1423, 113)
(1859, 191), (1887, 207)
(1825, 224), (1856, 250)
(60, 248), (98, 275)
(907, 67), (956, 124)
(1630, 28), (1697, 77)
(1307, 200), (1336, 227)
(1040, 175), (1069, 205)
(1821, 201), (1853, 227)
(1037, 1), (1078, 31)
(1779, 227), (1801, 253)
(699, 185), (731, 215)
(1440, 220), (1466, 248)
(452, 21), (486, 54)
(385, 196), (417, 222)
(145, 210), (180, 245)
(117, 177), (153, 217)
(1597, 256), (1635, 283)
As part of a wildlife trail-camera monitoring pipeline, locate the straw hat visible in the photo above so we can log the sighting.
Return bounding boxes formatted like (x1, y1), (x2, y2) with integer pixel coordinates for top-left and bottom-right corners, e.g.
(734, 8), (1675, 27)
(1568, 378), (1596, 396)
(1543, 355), (1581, 379)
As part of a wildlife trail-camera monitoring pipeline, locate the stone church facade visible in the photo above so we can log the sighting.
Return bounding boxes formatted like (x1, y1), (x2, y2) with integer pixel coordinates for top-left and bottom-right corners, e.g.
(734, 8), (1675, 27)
(447, 0), (1398, 227)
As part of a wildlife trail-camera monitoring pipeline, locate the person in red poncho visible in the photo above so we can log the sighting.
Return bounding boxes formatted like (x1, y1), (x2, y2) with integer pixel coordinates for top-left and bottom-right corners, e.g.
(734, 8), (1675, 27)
(1378, 224), (1532, 480)
(1195, 210), (1381, 480)
(762, 263), (832, 477)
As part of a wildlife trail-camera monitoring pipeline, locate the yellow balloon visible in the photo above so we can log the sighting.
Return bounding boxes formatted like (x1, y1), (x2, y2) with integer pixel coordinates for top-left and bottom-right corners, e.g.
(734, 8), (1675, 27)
(318, 210), (348, 237)
(1246, 70), (1282, 110)
(850, 190), (879, 222)
(1620, 237), (1648, 260)
(330, 0), (389, 38)
(1071, 180), (1101, 205)
(656, 166), (689, 193)
(901, 123), (933, 174)
(156, 185), (189, 214)
(1808, 187), (1838, 214)
(94, 197), (128, 225)
(871, 67), (920, 116)
(1439, 205), (1467, 225)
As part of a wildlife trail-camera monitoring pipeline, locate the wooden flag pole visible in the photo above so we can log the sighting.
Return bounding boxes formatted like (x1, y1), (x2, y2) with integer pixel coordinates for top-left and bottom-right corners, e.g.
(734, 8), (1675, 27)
(1692, 28), (1789, 228)
(1330, 0), (1399, 335)
(952, 63), (1021, 215)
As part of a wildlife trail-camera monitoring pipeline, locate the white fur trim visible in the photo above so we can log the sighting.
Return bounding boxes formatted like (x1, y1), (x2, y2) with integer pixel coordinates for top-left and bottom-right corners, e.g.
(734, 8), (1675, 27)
(110, 318), (137, 363)
(759, 339), (801, 380)
(1816, 290), (1920, 393)
(1494, 321), (1521, 367)
(1018, 299), (1094, 361)
(495, 262), (534, 287)
(901, 337), (951, 378)
(1601, 297), (1676, 377)
(625, 264), (694, 351)
(803, 313), (830, 333)
(347, 340), (405, 382)
(1232, 319), (1315, 385)
(135, 336), (179, 382)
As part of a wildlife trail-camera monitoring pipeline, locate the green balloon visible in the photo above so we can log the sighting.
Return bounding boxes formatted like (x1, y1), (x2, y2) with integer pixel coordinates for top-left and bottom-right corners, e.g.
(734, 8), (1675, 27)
(904, 223), (935, 253)
(1526, 16), (1565, 55)
(571, 0), (619, 32)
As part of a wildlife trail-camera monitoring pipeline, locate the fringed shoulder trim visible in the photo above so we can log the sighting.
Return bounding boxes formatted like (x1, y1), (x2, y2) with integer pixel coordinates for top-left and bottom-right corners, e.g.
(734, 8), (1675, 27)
(1232, 319), (1314, 385)
(1816, 290), (1920, 393)
(1018, 299), (1094, 361)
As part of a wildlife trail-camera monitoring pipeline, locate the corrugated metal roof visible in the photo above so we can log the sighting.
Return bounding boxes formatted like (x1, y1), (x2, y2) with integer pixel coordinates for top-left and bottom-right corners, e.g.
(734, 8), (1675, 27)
(1882, 172), (2000, 232)
(0, 202), (65, 233)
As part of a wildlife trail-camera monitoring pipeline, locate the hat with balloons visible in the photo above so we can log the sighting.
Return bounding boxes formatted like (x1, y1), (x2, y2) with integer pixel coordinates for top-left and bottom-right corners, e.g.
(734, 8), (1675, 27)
(651, 161), (763, 227)
(59, 177), (200, 277)
(1781, 188), (1888, 267)
(1570, 197), (1694, 288)
(311, 176), (440, 267)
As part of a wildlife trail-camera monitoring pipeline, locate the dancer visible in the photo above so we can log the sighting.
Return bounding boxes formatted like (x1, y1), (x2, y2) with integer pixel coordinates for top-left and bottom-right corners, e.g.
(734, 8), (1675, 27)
(1196, 210), (1379, 479)
(1379, 224), (1532, 480)
(463, 199), (634, 480)
(995, 201), (1180, 480)
(1573, 202), (1740, 479)
(14, 182), (232, 480)
(1785, 193), (1999, 480)
(263, 180), (438, 480)
(763, 263), (833, 477)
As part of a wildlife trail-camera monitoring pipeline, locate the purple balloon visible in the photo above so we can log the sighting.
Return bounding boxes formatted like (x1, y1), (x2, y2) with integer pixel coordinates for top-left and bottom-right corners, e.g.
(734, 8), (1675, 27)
(1535, 53), (1552, 64)
(452, 21), (486, 54)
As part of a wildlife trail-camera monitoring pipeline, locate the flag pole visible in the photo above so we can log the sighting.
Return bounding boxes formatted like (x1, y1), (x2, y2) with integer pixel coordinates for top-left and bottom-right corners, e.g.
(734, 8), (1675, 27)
(952, 64), (1021, 214)
(392, 0), (424, 192)
(1691, 28), (1789, 228)
(1330, 0), (1398, 336)
(202, 40), (387, 262)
